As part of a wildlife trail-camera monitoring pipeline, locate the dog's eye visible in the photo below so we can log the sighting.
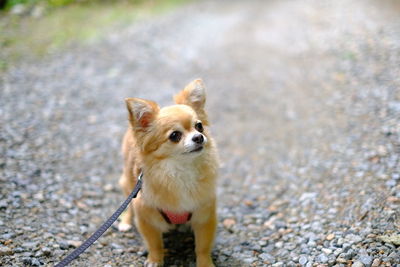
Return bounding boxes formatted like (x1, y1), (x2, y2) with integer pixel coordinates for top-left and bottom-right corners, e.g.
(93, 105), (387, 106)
(195, 122), (204, 133)
(169, 131), (182, 143)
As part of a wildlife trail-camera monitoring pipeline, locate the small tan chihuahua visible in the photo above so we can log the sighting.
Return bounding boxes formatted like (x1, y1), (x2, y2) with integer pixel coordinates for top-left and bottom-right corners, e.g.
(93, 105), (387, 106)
(118, 79), (219, 267)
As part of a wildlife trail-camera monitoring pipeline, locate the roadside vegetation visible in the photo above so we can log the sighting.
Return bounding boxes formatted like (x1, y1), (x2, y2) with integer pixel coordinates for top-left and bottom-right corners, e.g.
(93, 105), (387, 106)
(0, 0), (189, 71)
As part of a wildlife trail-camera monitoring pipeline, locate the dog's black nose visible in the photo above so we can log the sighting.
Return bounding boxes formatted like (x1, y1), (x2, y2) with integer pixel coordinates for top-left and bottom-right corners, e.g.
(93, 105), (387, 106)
(192, 134), (204, 144)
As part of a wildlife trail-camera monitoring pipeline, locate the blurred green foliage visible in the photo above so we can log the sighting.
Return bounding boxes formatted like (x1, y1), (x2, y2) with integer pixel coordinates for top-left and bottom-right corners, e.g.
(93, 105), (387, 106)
(0, 0), (189, 71)
(4, 0), (73, 9)
(2, 0), (156, 9)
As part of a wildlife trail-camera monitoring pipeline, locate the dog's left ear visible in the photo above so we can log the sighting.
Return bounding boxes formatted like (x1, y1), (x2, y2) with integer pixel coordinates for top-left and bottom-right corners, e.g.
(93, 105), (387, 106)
(174, 79), (209, 125)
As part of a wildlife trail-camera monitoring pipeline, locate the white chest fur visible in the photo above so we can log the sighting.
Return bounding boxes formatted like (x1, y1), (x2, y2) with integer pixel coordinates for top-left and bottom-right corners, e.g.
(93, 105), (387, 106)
(142, 156), (215, 212)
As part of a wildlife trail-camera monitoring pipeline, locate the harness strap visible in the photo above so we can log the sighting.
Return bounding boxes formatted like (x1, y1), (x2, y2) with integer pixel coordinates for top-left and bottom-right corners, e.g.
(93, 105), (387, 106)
(159, 210), (192, 224)
(55, 173), (143, 267)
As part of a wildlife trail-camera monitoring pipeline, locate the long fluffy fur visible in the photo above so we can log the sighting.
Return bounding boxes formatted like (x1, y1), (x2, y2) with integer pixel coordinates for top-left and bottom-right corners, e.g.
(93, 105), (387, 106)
(119, 79), (218, 267)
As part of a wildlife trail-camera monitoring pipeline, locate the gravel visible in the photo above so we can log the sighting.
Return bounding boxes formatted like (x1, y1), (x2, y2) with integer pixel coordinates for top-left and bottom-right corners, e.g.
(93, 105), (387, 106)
(352, 261), (365, 267)
(1, 0), (400, 266)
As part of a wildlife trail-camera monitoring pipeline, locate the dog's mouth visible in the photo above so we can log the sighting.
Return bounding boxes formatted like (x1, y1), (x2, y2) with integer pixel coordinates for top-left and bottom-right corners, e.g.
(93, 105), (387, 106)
(187, 146), (203, 153)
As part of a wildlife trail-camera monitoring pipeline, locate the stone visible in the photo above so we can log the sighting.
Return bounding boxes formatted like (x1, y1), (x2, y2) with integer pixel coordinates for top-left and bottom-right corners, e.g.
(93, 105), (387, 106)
(31, 258), (41, 266)
(371, 258), (380, 267)
(59, 241), (69, 250)
(12, 247), (24, 254)
(275, 241), (284, 248)
(258, 240), (267, 247)
(386, 180), (396, 187)
(67, 240), (82, 248)
(0, 246), (13, 256)
(378, 234), (400, 246)
(345, 234), (362, 244)
(222, 218), (236, 229)
(326, 233), (335, 241)
(388, 251), (398, 259)
(285, 242), (296, 250)
(359, 255), (372, 266)
(42, 247), (52, 257)
(322, 248), (332, 255)
(0, 200), (8, 209)
(22, 241), (39, 249)
(334, 248), (343, 256)
(258, 252), (275, 263)
(242, 257), (255, 264)
(1, 233), (16, 239)
(22, 258), (32, 265)
(336, 257), (348, 264)
(352, 261), (365, 267)
(299, 255), (308, 265)
(317, 253), (329, 263)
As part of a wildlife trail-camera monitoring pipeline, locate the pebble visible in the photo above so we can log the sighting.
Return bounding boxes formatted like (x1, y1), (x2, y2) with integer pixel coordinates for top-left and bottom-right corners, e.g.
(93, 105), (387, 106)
(242, 257), (255, 264)
(258, 240), (267, 247)
(326, 234), (335, 241)
(317, 253), (329, 263)
(299, 255), (308, 265)
(379, 234), (400, 246)
(1, 1), (400, 267)
(67, 240), (83, 248)
(334, 248), (343, 256)
(59, 241), (69, 250)
(222, 218), (236, 229)
(0, 200), (8, 209)
(1, 233), (15, 240)
(371, 258), (381, 267)
(345, 234), (363, 244)
(0, 246), (13, 256)
(322, 248), (332, 255)
(14, 247), (25, 253)
(22, 258), (32, 265)
(275, 241), (284, 249)
(258, 252), (275, 263)
(31, 258), (41, 266)
(359, 255), (373, 266)
(352, 261), (365, 267)
(42, 247), (52, 257)
(22, 241), (39, 250)
(336, 257), (348, 264)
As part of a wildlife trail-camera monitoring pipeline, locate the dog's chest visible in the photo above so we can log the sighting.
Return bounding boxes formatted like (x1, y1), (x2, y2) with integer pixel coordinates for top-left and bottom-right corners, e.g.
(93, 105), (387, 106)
(144, 160), (208, 211)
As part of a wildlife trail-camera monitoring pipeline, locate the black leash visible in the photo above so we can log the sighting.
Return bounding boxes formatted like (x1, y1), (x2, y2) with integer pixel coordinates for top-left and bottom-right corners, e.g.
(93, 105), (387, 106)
(55, 173), (143, 267)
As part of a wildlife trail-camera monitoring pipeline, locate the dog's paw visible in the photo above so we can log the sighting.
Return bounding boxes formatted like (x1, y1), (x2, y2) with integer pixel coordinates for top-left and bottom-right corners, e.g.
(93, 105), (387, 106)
(197, 263), (214, 267)
(118, 222), (132, 232)
(196, 255), (215, 267)
(144, 260), (163, 267)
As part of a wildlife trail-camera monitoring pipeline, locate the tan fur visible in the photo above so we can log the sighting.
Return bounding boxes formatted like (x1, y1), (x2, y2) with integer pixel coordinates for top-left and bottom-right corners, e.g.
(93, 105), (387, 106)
(119, 79), (218, 267)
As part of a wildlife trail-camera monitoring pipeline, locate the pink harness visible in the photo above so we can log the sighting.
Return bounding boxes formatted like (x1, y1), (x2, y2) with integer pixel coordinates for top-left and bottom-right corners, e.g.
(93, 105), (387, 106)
(160, 210), (192, 224)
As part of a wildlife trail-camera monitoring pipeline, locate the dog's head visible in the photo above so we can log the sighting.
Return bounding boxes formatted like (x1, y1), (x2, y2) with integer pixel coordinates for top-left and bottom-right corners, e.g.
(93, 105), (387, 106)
(125, 79), (211, 159)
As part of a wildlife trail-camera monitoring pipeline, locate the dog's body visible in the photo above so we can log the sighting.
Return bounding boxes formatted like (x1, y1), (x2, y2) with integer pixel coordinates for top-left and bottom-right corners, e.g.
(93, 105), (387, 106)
(119, 79), (218, 267)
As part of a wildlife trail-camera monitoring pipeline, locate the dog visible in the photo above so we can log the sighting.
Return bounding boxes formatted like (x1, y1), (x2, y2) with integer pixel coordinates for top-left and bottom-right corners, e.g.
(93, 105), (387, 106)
(118, 79), (219, 267)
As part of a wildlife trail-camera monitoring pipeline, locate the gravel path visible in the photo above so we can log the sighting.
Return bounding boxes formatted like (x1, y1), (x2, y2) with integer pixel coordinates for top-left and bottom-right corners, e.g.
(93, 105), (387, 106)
(1, 0), (400, 266)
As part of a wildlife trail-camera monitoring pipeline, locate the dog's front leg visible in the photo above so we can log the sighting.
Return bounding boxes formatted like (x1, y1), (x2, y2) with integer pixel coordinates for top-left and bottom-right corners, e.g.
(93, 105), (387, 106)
(118, 173), (135, 232)
(192, 203), (217, 267)
(135, 213), (164, 266)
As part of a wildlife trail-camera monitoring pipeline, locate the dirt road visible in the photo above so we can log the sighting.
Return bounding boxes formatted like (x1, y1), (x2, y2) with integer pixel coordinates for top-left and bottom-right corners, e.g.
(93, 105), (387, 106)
(1, 0), (399, 266)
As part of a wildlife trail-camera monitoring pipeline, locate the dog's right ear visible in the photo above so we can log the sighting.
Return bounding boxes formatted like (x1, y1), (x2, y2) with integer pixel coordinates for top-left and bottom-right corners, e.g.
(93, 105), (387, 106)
(125, 98), (159, 130)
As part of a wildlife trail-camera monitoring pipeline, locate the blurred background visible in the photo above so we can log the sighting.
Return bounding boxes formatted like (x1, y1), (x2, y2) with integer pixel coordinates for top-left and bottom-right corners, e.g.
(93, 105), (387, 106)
(1, 0), (400, 266)
(0, 0), (188, 71)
